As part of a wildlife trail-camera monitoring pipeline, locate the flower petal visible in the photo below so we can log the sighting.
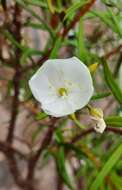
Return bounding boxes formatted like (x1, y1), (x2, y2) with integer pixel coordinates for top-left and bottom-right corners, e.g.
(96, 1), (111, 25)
(39, 59), (65, 88)
(41, 98), (75, 117)
(61, 57), (93, 93)
(29, 69), (57, 104)
(68, 89), (94, 111)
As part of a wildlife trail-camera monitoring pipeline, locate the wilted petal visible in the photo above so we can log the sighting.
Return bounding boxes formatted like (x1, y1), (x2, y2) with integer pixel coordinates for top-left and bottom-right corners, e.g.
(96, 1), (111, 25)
(94, 118), (106, 133)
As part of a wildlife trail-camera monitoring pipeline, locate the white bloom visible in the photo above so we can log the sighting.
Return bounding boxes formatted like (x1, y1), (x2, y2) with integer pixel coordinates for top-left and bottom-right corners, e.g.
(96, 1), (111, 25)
(29, 57), (94, 117)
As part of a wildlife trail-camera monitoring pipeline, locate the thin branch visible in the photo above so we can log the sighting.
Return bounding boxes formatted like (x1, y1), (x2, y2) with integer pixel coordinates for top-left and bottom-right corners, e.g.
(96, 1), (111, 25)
(0, 141), (26, 159)
(26, 118), (57, 181)
(21, 48), (52, 73)
(72, 127), (122, 143)
(114, 52), (122, 77)
(22, 42), (122, 73)
(106, 127), (122, 135)
(103, 44), (122, 59)
(1, 0), (7, 11)
(60, 0), (97, 38)
(3, 3), (31, 190)
(6, 3), (22, 143)
(56, 175), (64, 190)
(0, 141), (34, 190)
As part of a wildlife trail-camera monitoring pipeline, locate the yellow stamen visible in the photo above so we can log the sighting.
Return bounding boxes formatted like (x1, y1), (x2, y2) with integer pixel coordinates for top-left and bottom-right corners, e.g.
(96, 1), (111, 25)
(89, 62), (99, 73)
(58, 88), (67, 97)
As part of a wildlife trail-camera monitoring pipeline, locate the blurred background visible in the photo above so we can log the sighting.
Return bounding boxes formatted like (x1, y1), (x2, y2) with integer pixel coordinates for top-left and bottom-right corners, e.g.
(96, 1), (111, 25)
(0, 0), (122, 190)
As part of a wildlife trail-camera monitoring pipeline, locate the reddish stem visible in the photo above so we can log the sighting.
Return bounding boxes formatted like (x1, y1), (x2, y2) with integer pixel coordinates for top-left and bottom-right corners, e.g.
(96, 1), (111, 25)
(7, 3), (22, 144)
(61, 0), (96, 38)
(72, 127), (122, 143)
(26, 118), (57, 181)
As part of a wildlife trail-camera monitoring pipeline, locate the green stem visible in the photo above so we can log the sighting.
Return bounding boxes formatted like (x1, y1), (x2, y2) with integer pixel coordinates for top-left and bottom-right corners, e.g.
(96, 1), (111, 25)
(69, 114), (85, 129)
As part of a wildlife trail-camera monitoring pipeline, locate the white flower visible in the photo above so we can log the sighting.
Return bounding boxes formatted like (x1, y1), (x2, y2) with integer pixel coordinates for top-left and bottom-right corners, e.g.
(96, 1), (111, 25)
(29, 57), (94, 117)
(90, 107), (106, 133)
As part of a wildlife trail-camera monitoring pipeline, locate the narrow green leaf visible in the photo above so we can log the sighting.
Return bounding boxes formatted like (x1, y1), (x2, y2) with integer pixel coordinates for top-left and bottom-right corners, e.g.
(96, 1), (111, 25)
(90, 9), (122, 38)
(54, 119), (68, 143)
(110, 172), (122, 190)
(107, 7), (122, 38)
(55, 130), (64, 143)
(20, 48), (43, 65)
(90, 10), (113, 27)
(50, 37), (62, 58)
(36, 112), (48, 120)
(105, 116), (122, 127)
(4, 31), (24, 50)
(47, 0), (55, 14)
(56, 147), (74, 190)
(32, 125), (48, 143)
(101, 58), (122, 104)
(60, 143), (84, 159)
(16, 0), (42, 21)
(64, 1), (87, 21)
(78, 18), (88, 62)
(89, 141), (122, 190)
(91, 92), (111, 100)
(24, 22), (47, 30)
(23, 0), (47, 8)
(16, 0), (54, 38)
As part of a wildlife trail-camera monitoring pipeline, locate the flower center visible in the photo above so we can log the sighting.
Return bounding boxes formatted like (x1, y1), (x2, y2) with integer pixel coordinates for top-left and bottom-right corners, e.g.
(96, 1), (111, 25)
(58, 88), (68, 97)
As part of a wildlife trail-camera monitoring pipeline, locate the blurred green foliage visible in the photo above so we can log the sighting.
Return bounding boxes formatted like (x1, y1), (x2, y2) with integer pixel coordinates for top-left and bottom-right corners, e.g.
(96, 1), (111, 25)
(0, 0), (122, 190)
